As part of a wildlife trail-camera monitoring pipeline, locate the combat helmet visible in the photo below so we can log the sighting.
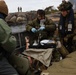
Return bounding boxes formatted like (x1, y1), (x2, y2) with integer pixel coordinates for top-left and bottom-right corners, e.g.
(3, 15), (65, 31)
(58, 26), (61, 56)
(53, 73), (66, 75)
(58, 1), (73, 11)
(0, 0), (8, 16)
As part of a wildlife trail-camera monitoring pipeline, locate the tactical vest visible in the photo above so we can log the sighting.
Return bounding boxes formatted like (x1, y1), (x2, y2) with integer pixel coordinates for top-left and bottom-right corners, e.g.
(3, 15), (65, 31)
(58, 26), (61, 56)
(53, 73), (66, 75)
(59, 15), (75, 37)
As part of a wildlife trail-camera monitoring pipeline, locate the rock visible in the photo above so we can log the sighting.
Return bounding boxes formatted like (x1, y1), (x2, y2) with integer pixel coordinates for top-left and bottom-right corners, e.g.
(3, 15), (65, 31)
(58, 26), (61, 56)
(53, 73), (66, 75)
(6, 11), (36, 25)
(16, 16), (26, 23)
(10, 15), (17, 23)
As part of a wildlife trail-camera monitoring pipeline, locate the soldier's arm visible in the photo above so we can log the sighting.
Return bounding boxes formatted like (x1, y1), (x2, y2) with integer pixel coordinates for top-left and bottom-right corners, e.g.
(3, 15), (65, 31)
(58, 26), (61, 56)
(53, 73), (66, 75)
(26, 20), (35, 32)
(45, 18), (56, 32)
(66, 23), (76, 38)
(0, 19), (17, 53)
(45, 18), (59, 40)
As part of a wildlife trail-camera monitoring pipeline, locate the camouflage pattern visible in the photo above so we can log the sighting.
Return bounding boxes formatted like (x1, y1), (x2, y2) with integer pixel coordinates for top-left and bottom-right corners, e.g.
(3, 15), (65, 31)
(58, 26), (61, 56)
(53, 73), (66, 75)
(26, 17), (56, 45)
(26, 17), (56, 32)
(65, 13), (76, 52)
(72, 35), (76, 51)
(58, 1), (73, 11)
(26, 17), (63, 62)
(9, 53), (31, 75)
(72, 13), (76, 51)
(56, 1), (76, 57)
(58, 13), (76, 56)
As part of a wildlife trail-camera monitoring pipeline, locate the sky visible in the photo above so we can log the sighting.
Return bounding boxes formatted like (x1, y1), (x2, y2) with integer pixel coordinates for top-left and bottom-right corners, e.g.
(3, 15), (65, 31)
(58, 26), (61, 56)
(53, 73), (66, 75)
(5, 0), (62, 13)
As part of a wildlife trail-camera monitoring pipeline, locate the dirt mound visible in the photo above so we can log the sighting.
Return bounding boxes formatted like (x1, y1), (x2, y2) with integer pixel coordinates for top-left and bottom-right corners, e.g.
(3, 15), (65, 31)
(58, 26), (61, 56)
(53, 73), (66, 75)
(41, 51), (76, 75)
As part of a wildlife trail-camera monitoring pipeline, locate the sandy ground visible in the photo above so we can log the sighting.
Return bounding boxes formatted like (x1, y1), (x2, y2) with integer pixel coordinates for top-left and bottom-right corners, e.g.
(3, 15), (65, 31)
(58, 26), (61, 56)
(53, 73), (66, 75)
(41, 51), (76, 75)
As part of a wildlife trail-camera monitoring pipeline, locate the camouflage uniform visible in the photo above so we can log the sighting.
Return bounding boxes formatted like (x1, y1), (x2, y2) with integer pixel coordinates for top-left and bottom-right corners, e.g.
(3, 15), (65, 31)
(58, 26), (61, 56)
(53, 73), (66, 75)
(57, 1), (76, 57)
(26, 16), (61, 62)
(26, 17), (56, 45)
(0, 0), (19, 75)
(72, 13), (76, 51)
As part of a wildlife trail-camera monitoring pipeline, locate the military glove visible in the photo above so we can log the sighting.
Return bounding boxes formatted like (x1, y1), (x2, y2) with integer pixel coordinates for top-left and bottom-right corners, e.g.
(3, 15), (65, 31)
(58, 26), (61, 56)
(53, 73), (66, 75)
(31, 28), (37, 33)
(38, 26), (45, 31)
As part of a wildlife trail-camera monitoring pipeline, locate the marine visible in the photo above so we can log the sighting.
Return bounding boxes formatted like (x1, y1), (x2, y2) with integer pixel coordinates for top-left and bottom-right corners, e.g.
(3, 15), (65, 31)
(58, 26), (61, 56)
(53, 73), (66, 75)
(57, 1), (76, 58)
(26, 9), (56, 46)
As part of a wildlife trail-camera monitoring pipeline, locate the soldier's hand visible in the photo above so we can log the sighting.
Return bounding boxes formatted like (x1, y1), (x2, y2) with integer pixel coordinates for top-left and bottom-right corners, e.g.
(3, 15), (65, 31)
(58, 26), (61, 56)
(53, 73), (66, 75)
(31, 28), (37, 33)
(38, 26), (45, 31)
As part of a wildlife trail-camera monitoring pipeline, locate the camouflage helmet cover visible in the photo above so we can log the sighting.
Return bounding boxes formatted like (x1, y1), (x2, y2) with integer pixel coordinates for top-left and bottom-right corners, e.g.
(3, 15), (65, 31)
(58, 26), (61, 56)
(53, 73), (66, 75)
(58, 1), (73, 11)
